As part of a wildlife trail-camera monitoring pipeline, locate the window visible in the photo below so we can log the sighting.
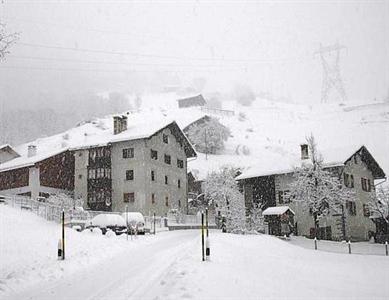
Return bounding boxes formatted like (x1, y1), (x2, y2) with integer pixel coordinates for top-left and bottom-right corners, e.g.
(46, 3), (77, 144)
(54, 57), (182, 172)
(361, 178), (371, 192)
(126, 170), (134, 181)
(88, 169), (94, 179)
(78, 174), (82, 179)
(178, 199), (181, 208)
(151, 170), (155, 181)
(123, 148), (134, 159)
(346, 200), (356, 216)
(343, 173), (354, 188)
(350, 175), (354, 188)
(163, 134), (169, 144)
(178, 179), (181, 188)
(164, 154), (171, 165)
(278, 190), (291, 204)
(123, 192), (135, 203)
(165, 175), (168, 185)
(363, 204), (370, 217)
(78, 152), (83, 157)
(150, 149), (158, 160)
(151, 193), (155, 204)
(177, 159), (184, 169)
(165, 196), (169, 207)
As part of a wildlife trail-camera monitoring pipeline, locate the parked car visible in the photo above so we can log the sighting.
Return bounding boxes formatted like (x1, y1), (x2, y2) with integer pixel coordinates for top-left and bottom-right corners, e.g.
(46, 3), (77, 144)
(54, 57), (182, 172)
(86, 214), (127, 235)
(122, 212), (146, 235)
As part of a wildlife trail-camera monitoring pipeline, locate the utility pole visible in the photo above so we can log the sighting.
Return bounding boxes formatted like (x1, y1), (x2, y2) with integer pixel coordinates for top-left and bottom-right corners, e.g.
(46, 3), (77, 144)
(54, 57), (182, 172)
(315, 42), (347, 103)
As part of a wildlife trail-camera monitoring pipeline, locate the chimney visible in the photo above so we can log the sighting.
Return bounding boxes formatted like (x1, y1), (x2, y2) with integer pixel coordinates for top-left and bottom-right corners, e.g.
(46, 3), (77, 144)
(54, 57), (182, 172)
(113, 116), (121, 135)
(113, 115), (128, 135)
(121, 115), (127, 132)
(28, 145), (37, 157)
(300, 144), (309, 160)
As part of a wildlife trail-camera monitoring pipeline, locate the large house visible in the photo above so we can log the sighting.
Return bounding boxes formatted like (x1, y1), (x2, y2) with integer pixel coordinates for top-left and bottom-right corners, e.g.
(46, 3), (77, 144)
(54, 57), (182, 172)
(236, 144), (386, 241)
(0, 114), (196, 216)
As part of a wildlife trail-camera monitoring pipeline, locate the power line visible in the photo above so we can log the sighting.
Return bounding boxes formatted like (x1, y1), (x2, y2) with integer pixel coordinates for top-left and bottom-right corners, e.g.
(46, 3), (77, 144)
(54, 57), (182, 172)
(6, 16), (178, 43)
(0, 65), (246, 73)
(16, 41), (306, 63)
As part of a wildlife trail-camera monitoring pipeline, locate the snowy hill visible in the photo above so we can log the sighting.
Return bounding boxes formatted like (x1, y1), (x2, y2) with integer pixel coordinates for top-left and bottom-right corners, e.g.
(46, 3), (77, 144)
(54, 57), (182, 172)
(2, 93), (388, 181)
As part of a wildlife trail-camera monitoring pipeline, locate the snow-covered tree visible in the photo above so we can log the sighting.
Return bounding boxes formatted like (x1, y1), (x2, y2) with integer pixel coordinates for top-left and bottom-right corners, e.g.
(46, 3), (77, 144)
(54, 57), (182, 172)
(186, 117), (230, 154)
(369, 186), (389, 224)
(246, 203), (265, 233)
(203, 166), (246, 233)
(46, 193), (84, 211)
(289, 135), (354, 237)
(0, 23), (18, 60)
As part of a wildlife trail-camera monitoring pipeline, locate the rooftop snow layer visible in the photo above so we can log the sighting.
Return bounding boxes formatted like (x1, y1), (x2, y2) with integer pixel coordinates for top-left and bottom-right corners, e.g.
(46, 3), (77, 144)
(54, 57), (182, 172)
(0, 109), (205, 172)
(262, 206), (295, 216)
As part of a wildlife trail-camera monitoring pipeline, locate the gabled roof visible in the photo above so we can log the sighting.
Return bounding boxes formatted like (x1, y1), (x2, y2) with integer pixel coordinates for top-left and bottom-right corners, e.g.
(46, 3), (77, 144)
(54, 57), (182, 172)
(262, 206), (295, 216)
(177, 94), (206, 106)
(0, 113), (196, 173)
(235, 145), (386, 181)
(344, 146), (385, 179)
(0, 144), (20, 158)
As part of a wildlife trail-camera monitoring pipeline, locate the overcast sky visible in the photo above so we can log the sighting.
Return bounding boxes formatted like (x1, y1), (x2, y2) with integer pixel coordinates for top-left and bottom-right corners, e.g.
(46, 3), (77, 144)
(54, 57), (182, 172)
(0, 0), (388, 110)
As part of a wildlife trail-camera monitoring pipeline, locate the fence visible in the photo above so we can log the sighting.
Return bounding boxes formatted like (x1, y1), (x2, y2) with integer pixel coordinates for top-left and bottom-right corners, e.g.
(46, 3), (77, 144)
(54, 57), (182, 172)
(1, 194), (213, 229)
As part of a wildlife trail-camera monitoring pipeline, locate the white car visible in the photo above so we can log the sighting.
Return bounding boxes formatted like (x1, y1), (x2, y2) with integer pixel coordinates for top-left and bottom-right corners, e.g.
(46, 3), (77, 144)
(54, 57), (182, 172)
(122, 212), (146, 235)
(87, 214), (127, 235)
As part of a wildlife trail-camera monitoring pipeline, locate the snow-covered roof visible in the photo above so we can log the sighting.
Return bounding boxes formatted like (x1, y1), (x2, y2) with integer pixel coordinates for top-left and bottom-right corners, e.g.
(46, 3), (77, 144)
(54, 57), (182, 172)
(262, 206), (295, 216)
(235, 145), (385, 181)
(0, 144), (20, 156)
(0, 110), (200, 173)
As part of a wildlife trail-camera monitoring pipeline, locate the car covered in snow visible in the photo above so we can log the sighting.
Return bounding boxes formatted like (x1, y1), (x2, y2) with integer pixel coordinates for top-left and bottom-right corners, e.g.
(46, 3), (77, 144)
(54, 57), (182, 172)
(86, 214), (127, 235)
(122, 212), (146, 235)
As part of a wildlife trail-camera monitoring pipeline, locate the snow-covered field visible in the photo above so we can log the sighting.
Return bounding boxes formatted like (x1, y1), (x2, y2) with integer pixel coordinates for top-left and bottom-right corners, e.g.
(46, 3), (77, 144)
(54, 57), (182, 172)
(1, 205), (389, 300)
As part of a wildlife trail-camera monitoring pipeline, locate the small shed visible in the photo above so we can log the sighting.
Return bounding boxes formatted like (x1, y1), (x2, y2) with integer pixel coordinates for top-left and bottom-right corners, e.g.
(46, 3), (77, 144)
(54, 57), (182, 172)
(262, 206), (295, 236)
(177, 94), (206, 108)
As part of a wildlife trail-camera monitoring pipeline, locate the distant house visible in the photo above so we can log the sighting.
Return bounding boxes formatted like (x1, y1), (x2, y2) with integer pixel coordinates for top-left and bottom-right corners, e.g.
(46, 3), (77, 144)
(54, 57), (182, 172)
(177, 94), (206, 108)
(0, 115), (197, 216)
(236, 145), (386, 241)
(0, 144), (20, 164)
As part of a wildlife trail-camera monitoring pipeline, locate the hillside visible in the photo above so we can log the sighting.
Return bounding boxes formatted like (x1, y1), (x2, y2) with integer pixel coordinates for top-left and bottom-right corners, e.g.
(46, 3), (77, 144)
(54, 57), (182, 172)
(2, 94), (388, 180)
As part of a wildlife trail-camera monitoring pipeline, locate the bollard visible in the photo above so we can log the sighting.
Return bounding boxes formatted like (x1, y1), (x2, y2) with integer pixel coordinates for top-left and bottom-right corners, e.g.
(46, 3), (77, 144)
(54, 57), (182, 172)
(57, 238), (63, 260)
(62, 210), (65, 260)
(348, 240), (351, 254)
(314, 237), (317, 250)
(153, 213), (156, 235)
(206, 236), (210, 260)
(201, 212), (205, 262)
(386, 241), (388, 256)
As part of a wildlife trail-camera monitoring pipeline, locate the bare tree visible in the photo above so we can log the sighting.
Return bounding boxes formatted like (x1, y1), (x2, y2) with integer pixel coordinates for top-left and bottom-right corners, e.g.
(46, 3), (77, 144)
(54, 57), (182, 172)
(0, 23), (18, 60)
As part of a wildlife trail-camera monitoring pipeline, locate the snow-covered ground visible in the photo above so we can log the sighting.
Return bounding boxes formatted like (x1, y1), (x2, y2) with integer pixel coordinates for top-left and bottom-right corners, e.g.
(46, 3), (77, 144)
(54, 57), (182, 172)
(1, 205), (389, 300)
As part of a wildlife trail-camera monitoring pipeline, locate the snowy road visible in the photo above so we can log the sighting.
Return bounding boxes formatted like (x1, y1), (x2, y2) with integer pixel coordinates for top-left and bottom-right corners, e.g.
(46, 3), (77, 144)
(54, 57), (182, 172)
(3, 229), (389, 300)
(3, 230), (199, 300)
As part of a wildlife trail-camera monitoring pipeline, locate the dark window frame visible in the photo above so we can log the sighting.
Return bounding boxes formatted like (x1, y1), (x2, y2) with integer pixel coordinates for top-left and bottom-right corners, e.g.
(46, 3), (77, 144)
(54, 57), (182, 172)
(150, 149), (158, 160)
(126, 170), (134, 181)
(123, 192), (135, 203)
(164, 154), (171, 165)
(123, 148), (134, 159)
(163, 134), (169, 144)
(151, 170), (155, 181)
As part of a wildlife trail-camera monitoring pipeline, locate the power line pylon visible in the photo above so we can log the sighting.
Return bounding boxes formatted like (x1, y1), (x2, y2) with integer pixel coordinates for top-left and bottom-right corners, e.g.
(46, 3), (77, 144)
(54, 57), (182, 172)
(315, 43), (347, 103)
